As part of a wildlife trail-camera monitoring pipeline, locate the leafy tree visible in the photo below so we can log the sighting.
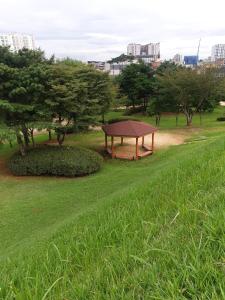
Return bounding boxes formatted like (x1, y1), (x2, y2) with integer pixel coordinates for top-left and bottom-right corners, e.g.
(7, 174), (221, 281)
(44, 63), (114, 144)
(117, 62), (154, 110)
(156, 60), (183, 75)
(0, 46), (54, 68)
(0, 62), (51, 154)
(0, 47), (114, 151)
(157, 68), (218, 126)
(107, 54), (134, 63)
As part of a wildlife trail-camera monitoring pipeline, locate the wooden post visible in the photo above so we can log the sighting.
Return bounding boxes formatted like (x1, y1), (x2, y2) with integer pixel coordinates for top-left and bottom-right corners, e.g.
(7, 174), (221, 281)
(135, 137), (139, 159)
(142, 136), (145, 147)
(111, 136), (114, 158)
(121, 137), (123, 145)
(152, 133), (155, 153)
(105, 134), (108, 150)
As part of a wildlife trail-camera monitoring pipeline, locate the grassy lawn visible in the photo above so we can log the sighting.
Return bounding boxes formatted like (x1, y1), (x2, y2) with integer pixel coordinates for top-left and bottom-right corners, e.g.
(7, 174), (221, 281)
(105, 106), (225, 130)
(0, 109), (225, 299)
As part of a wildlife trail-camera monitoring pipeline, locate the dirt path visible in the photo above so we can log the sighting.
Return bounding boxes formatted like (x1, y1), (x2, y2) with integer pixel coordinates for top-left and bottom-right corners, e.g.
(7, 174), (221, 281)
(127, 132), (186, 149)
(105, 130), (194, 159)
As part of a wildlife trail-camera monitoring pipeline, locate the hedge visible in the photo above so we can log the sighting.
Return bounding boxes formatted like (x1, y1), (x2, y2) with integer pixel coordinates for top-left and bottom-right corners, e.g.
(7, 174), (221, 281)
(8, 146), (103, 177)
(107, 117), (139, 124)
(217, 117), (225, 122)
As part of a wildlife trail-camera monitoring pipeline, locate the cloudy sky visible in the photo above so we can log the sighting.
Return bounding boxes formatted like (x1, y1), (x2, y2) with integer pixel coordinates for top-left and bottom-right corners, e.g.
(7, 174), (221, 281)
(1, 0), (225, 61)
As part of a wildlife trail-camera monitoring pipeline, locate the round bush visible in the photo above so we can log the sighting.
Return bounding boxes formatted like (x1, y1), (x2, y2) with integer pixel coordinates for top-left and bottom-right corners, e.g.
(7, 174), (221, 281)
(8, 146), (103, 177)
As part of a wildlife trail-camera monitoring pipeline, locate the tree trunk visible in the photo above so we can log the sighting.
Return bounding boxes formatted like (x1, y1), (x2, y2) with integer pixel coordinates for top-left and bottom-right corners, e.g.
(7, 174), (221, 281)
(16, 132), (26, 156)
(48, 129), (52, 141)
(176, 114), (178, 126)
(30, 129), (35, 147)
(22, 126), (30, 147)
(186, 114), (193, 126)
(155, 114), (161, 126)
(199, 111), (202, 125)
(102, 113), (105, 124)
(57, 133), (65, 146)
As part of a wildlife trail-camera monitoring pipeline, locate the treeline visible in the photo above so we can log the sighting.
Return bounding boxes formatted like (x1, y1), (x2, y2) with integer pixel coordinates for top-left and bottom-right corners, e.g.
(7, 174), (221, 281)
(116, 61), (225, 126)
(0, 47), (115, 155)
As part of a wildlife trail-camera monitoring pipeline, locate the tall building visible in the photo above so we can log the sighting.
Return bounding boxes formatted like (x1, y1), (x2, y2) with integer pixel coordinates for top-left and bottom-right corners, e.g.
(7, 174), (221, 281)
(127, 42), (160, 62)
(211, 44), (225, 61)
(0, 33), (35, 51)
(172, 53), (183, 65)
(127, 43), (141, 56)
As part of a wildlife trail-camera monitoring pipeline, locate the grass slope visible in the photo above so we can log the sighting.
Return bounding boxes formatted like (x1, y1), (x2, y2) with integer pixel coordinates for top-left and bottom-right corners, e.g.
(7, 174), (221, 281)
(0, 134), (225, 299)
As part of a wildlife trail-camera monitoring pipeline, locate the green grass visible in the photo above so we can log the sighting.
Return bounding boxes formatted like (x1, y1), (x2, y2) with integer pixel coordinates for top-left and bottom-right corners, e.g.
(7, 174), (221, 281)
(0, 112), (225, 299)
(105, 106), (225, 130)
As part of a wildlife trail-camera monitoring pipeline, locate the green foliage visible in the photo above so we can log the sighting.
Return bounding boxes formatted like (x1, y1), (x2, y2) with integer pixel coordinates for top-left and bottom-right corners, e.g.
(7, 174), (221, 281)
(117, 62), (154, 109)
(157, 68), (219, 125)
(107, 54), (134, 63)
(0, 125), (15, 146)
(155, 60), (183, 75)
(0, 46), (54, 68)
(8, 145), (103, 177)
(0, 46), (114, 150)
(217, 117), (225, 121)
(107, 116), (139, 124)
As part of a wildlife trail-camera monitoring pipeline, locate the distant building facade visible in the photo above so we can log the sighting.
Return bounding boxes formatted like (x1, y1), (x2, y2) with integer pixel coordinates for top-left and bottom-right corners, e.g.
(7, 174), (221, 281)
(105, 60), (138, 76)
(183, 55), (198, 67)
(211, 44), (225, 61)
(0, 33), (35, 51)
(127, 42), (160, 62)
(172, 53), (183, 65)
(87, 61), (106, 71)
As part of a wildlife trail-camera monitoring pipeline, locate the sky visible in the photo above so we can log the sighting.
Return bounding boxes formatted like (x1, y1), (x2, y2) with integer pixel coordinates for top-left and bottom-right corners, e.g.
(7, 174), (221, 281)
(1, 0), (225, 61)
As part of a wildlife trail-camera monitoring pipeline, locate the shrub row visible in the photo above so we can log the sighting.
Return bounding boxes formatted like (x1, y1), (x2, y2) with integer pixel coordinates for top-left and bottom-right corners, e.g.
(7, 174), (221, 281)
(217, 117), (225, 121)
(107, 117), (139, 124)
(8, 145), (103, 177)
(55, 124), (89, 135)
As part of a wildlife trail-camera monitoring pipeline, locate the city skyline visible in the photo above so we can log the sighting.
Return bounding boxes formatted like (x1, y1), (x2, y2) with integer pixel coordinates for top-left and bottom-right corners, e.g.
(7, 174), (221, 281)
(1, 0), (225, 61)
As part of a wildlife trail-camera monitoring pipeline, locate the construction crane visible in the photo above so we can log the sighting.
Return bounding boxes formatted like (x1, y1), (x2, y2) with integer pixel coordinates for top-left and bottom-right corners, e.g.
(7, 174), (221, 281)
(196, 38), (201, 65)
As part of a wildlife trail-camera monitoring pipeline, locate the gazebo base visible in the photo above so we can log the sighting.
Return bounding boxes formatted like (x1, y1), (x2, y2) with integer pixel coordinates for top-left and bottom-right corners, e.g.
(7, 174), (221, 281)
(106, 145), (153, 160)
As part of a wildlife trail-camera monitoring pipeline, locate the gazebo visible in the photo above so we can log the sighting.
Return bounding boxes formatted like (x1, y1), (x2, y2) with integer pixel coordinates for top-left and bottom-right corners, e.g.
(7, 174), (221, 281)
(102, 120), (157, 160)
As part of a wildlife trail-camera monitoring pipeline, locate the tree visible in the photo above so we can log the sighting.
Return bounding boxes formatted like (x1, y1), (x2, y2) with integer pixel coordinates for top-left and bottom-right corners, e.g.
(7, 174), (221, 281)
(157, 68), (218, 126)
(107, 54), (134, 64)
(0, 46), (54, 68)
(117, 62), (154, 110)
(0, 47), (114, 152)
(0, 62), (51, 154)
(45, 63), (114, 144)
(156, 60), (183, 75)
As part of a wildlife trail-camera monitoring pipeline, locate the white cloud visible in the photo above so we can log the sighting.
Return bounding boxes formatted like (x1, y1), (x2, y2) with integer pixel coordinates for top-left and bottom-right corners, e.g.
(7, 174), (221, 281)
(1, 0), (225, 60)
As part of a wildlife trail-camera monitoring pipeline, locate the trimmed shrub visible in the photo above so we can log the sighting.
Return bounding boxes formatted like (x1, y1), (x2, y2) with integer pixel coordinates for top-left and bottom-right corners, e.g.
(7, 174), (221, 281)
(217, 117), (225, 122)
(54, 124), (89, 135)
(8, 146), (103, 177)
(107, 117), (139, 124)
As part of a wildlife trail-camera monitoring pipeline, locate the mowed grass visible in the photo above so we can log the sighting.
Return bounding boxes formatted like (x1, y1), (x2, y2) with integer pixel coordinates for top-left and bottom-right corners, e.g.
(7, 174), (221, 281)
(0, 126), (225, 299)
(0, 108), (225, 300)
(105, 106), (225, 130)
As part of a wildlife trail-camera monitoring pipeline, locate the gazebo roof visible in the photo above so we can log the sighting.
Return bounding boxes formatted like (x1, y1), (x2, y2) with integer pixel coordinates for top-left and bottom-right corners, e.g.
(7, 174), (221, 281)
(102, 120), (157, 137)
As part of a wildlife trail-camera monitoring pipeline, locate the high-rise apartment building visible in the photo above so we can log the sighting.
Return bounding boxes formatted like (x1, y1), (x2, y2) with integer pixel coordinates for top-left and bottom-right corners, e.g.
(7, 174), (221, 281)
(0, 33), (35, 51)
(127, 43), (142, 56)
(172, 53), (183, 65)
(127, 42), (160, 61)
(211, 44), (225, 61)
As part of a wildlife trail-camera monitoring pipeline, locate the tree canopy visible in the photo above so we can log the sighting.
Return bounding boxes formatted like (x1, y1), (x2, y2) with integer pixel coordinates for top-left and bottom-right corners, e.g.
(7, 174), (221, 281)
(0, 46), (114, 154)
(117, 62), (154, 110)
